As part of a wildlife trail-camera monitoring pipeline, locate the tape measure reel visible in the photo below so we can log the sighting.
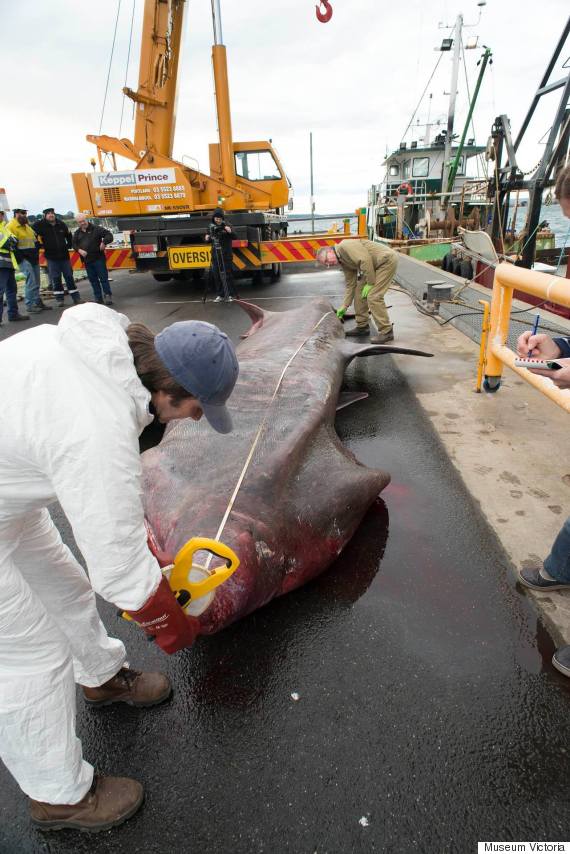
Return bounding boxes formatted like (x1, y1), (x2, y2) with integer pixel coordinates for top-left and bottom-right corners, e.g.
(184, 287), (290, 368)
(168, 537), (240, 617)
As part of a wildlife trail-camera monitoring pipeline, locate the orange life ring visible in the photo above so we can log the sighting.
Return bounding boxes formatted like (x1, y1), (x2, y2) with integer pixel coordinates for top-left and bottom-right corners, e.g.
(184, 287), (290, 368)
(396, 182), (413, 197)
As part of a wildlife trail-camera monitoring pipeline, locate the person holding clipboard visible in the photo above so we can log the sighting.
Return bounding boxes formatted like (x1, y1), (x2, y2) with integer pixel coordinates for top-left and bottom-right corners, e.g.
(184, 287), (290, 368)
(516, 163), (570, 676)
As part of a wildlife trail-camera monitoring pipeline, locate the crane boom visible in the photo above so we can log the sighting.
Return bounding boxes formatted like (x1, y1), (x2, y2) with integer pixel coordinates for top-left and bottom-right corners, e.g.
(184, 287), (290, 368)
(123, 0), (186, 159)
(71, 0), (291, 284)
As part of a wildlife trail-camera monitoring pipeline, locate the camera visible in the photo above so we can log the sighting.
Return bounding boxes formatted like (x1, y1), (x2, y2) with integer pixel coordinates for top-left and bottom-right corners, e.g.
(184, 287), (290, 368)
(209, 223), (226, 239)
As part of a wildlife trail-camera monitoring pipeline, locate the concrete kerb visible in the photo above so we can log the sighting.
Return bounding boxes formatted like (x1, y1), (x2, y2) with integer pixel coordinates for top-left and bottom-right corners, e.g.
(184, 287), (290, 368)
(391, 253), (570, 646)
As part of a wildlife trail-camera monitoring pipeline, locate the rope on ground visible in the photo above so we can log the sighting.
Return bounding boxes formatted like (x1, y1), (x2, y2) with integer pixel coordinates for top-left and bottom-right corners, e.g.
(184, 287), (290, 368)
(392, 273), (566, 335)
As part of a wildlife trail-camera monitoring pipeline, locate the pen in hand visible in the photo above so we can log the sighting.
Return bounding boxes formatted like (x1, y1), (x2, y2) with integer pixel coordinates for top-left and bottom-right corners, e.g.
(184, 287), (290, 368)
(528, 314), (540, 357)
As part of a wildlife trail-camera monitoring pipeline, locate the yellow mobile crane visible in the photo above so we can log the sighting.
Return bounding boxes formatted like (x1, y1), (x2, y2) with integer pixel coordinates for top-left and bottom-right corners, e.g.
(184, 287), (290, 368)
(71, 0), (290, 282)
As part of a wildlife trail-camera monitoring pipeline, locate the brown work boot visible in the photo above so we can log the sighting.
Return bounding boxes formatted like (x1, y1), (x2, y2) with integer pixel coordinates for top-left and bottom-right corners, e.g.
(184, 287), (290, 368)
(345, 324), (370, 338)
(82, 666), (172, 708)
(370, 328), (394, 344)
(30, 775), (144, 833)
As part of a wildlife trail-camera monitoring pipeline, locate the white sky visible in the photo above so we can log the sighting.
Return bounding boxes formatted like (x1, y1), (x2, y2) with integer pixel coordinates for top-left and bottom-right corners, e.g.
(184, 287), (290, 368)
(1, 0), (568, 215)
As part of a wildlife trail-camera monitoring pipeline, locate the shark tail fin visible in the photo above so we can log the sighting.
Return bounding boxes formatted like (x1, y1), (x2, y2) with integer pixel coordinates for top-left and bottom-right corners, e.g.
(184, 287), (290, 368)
(236, 300), (266, 338)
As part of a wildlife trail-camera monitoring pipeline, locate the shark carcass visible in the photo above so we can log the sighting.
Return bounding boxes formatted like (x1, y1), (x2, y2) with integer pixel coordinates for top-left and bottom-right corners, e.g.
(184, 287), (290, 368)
(141, 298), (431, 634)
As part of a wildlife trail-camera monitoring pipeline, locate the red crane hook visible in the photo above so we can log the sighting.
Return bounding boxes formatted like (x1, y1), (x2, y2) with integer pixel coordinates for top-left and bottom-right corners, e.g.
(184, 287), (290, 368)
(316, 0), (333, 23)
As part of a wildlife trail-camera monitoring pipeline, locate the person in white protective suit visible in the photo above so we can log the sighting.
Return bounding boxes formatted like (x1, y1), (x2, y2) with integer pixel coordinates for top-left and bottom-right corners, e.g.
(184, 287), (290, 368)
(0, 303), (239, 833)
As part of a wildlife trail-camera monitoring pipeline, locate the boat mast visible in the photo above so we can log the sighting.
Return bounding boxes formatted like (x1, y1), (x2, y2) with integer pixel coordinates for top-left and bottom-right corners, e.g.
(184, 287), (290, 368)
(441, 13), (463, 202)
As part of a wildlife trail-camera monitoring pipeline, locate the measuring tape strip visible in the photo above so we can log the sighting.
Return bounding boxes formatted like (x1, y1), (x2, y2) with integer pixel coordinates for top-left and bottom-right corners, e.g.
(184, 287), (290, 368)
(203, 310), (333, 569)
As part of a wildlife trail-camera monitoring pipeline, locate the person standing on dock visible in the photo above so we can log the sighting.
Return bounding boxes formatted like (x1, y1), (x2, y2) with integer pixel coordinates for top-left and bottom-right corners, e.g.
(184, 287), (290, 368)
(205, 208), (238, 302)
(0, 304), (239, 832)
(72, 214), (114, 306)
(0, 210), (29, 324)
(316, 239), (398, 344)
(7, 208), (46, 315)
(515, 163), (570, 677)
(33, 208), (80, 308)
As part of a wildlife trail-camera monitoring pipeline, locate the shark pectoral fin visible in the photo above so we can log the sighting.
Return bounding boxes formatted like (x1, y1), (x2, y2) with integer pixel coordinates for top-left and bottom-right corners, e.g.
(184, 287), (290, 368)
(340, 341), (434, 363)
(336, 391), (369, 411)
(237, 299), (267, 338)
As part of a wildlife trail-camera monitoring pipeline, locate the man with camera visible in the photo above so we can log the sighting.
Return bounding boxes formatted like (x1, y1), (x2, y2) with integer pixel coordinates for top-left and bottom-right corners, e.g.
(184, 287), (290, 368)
(205, 208), (238, 302)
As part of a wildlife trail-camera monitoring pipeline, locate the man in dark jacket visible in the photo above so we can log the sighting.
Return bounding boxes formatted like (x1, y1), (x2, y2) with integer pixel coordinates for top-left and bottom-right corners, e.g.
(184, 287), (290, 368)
(72, 214), (114, 305)
(204, 208), (238, 302)
(33, 208), (81, 308)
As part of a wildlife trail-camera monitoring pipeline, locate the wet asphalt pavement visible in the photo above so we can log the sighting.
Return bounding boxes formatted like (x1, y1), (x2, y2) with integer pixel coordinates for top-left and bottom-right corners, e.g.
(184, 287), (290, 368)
(1, 267), (570, 853)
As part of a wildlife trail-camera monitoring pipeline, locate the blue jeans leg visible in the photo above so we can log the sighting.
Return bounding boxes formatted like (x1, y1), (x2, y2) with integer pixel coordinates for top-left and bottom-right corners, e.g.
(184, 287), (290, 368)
(94, 258), (111, 297)
(0, 267), (8, 322)
(47, 259), (65, 303)
(19, 259), (41, 309)
(85, 261), (103, 301)
(544, 516), (570, 583)
(60, 259), (80, 300)
(0, 267), (19, 320)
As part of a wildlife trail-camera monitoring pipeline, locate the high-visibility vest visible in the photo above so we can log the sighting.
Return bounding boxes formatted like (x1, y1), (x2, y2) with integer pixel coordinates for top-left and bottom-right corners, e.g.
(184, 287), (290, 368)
(0, 221), (17, 269)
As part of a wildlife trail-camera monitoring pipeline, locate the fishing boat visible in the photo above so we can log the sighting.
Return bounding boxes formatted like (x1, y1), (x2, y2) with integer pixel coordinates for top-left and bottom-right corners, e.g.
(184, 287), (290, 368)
(365, 7), (566, 277)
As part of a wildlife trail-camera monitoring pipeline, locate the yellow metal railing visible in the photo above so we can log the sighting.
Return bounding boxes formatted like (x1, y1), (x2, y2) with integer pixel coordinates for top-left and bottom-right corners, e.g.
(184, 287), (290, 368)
(482, 262), (570, 412)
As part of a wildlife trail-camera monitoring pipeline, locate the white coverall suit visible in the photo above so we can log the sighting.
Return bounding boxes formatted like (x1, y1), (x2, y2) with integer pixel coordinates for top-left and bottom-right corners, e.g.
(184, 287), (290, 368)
(0, 305), (162, 804)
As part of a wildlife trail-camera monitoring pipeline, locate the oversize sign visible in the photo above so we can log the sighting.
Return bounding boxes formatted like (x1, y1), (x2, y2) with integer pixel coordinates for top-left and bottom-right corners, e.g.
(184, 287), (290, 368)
(168, 246), (212, 269)
(93, 168), (176, 188)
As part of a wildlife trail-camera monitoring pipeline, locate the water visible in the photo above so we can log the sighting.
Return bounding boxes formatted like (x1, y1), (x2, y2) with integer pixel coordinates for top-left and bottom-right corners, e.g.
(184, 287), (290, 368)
(287, 215), (358, 235)
(289, 205), (569, 248)
(539, 202), (570, 248)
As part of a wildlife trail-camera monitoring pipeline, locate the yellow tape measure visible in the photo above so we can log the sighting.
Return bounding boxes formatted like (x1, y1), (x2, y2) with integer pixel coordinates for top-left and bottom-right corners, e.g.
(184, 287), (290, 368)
(170, 536), (240, 605)
(123, 536), (239, 620)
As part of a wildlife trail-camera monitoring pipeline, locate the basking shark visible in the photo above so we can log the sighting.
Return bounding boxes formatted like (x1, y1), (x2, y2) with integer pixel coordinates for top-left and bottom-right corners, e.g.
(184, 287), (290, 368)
(141, 298), (431, 635)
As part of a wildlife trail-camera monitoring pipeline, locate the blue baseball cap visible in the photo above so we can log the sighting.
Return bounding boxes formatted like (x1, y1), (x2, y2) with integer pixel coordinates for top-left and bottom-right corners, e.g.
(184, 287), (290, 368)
(154, 320), (239, 433)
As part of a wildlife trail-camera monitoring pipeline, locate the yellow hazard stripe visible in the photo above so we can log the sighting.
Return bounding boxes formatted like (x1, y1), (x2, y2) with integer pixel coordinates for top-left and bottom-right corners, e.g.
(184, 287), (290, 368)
(240, 247), (262, 267)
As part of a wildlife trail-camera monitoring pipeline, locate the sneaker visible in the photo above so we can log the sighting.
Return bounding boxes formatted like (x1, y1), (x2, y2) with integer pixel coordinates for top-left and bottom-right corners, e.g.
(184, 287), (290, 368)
(370, 329), (395, 345)
(345, 325), (370, 338)
(27, 305), (43, 315)
(30, 775), (144, 833)
(213, 296), (223, 303)
(552, 645), (570, 677)
(95, 298), (104, 305)
(518, 567), (570, 591)
(104, 295), (113, 306)
(38, 301), (52, 311)
(82, 666), (172, 708)
(9, 313), (30, 322)
(225, 297), (234, 303)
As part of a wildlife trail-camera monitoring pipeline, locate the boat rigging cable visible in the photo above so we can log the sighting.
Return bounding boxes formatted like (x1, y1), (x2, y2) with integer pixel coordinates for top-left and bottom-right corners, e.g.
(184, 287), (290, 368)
(460, 38), (486, 178)
(99, 0), (122, 135)
(399, 52), (444, 143)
